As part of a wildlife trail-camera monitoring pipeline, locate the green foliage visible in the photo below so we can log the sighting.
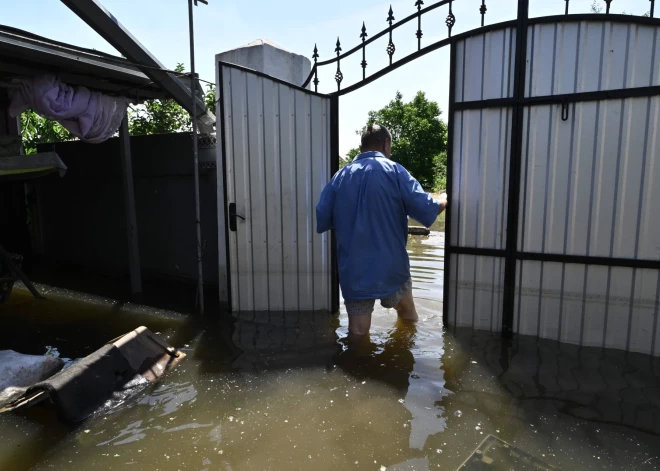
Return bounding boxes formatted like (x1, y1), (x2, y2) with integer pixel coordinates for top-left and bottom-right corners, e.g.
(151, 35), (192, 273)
(339, 148), (360, 169)
(204, 83), (216, 113)
(20, 110), (73, 154)
(347, 91), (447, 191)
(128, 63), (192, 136)
(126, 64), (218, 136)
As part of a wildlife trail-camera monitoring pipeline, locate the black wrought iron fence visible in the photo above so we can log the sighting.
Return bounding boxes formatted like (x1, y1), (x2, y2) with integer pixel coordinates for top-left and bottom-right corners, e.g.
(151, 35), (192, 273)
(303, 0), (657, 95)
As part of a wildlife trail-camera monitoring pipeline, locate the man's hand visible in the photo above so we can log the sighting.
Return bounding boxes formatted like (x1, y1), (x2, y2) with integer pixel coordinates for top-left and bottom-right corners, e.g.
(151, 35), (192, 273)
(437, 192), (448, 214)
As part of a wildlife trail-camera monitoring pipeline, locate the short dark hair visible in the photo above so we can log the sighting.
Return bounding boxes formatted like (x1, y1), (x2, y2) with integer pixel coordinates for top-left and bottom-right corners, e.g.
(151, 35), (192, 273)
(360, 124), (392, 151)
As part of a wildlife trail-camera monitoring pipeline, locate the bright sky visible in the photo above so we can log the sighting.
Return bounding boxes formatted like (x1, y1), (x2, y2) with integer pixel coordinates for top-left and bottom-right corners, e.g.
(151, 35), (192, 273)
(4, 0), (653, 157)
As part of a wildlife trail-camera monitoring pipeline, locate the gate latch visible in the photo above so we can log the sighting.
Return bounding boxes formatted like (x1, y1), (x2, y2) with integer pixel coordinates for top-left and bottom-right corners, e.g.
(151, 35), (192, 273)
(561, 99), (570, 121)
(228, 203), (245, 232)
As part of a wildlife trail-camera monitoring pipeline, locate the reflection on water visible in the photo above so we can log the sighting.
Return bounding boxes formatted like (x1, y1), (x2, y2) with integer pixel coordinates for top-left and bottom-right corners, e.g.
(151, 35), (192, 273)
(1, 228), (659, 470)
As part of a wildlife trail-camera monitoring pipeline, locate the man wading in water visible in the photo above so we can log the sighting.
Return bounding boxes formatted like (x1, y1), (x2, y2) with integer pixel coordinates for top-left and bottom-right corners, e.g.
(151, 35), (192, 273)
(316, 124), (447, 336)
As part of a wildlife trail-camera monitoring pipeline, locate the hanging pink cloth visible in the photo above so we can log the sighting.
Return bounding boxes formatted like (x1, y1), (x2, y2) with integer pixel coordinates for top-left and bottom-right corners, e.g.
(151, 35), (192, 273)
(8, 75), (131, 144)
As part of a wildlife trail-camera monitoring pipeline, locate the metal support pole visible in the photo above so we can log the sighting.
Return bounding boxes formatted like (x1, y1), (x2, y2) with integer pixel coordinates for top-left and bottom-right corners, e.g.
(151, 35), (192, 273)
(501, 0), (529, 338)
(119, 115), (142, 294)
(188, 0), (205, 314)
(443, 42), (456, 329)
(330, 95), (340, 314)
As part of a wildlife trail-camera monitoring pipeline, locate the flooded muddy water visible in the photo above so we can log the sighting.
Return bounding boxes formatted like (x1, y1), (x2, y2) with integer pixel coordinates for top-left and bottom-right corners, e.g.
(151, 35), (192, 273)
(1, 229), (659, 470)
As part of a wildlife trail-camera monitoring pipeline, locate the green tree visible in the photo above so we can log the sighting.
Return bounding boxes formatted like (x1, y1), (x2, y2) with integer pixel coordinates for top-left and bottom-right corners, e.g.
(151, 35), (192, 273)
(204, 83), (216, 113)
(128, 63), (192, 135)
(346, 91), (447, 191)
(339, 148), (360, 170)
(20, 111), (73, 154)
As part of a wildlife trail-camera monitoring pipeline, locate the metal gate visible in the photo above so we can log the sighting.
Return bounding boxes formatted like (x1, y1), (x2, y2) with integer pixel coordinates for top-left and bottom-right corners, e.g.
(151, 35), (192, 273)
(217, 62), (338, 313)
(445, 4), (660, 356)
(227, 0), (660, 355)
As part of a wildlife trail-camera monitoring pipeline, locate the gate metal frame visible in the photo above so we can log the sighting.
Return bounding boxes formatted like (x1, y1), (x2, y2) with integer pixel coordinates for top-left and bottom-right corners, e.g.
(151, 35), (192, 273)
(302, 0), (660, 337)
(217, 62), (340, 313)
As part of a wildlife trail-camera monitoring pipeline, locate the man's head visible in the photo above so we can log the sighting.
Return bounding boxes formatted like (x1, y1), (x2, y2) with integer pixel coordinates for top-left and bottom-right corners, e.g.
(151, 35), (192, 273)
(360, 124), (392, 158)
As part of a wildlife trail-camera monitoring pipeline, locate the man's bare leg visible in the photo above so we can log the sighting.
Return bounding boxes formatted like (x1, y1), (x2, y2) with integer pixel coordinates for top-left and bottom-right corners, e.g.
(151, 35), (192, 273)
(348, 313), (372, 336)
(394, 289), (418, 321)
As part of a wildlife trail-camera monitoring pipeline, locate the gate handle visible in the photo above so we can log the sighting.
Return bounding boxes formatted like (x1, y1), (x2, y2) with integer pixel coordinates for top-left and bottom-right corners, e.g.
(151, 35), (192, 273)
(561, 100), (570, 121)
(228, 203), (245, 232)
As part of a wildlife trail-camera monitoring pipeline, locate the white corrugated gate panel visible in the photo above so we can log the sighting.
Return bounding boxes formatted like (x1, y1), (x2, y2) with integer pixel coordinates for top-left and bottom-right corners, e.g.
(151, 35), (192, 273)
(514, 261), (660, 355)
(449, 254), (505, 331)
(454, 28), (516, 103)
(519, 98), (660, 262)
(449, 28), (513, 333)
(216, 70), (238, 310)
(310, 95), (331, 311)
(279, 84), (299, 312)
(263, 79), (284, 311)
(635, 96), (660, 261)
(226, 67), (254, 311)
(446, 21), (660, 356)
(294, 91), (313, 311)
(451, 108), (511, 250)
(246, 72), (270, 311)
(526, 22), (660, 97)
(220, 64), (331, 313)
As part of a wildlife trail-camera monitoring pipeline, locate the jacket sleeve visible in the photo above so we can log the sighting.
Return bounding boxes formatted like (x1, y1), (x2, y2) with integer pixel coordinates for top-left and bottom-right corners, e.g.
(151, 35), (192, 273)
(316, 180), (336, 233)
(397, 165), (441, 228)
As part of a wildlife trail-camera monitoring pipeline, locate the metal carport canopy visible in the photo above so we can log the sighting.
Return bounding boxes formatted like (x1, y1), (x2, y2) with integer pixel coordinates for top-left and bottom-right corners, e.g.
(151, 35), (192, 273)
(60, 0), (215, 131)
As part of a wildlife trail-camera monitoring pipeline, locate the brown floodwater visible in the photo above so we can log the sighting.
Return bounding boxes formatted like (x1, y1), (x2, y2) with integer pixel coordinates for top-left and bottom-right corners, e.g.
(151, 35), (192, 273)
(1, 230), (659, 471)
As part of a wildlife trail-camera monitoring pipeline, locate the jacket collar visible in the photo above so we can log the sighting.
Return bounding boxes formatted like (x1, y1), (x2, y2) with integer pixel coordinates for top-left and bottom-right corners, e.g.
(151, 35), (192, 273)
(354, 151), (386, 161)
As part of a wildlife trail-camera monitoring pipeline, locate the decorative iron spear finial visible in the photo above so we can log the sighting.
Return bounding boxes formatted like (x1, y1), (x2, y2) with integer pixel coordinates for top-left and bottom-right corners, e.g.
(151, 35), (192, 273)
(565, 0), (570, 15)
(387, 5), (396, 65)
(334, 38), (343, 91)
(604, 0), (612, 14)
(360, 22), (368, 80)
(312, 44), (319, 92)
(479, 0), (487, 26)
(415, 0), (424, 50)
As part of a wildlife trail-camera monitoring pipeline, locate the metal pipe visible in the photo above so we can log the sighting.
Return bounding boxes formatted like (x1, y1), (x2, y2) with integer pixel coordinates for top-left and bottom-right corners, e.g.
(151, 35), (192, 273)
(119, 115), (142, 294)
(501, 0), (529, 338)
(188, 0), (205, 314)
(443, 41), (456, 329)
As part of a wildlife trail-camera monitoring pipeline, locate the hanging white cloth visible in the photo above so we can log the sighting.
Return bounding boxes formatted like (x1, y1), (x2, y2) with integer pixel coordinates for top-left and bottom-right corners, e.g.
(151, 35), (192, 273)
(8, 75), (131, 144)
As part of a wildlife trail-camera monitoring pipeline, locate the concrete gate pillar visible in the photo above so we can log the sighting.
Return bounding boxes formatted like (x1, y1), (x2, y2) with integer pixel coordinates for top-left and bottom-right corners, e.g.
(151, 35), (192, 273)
(215, 39), (311, 88)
